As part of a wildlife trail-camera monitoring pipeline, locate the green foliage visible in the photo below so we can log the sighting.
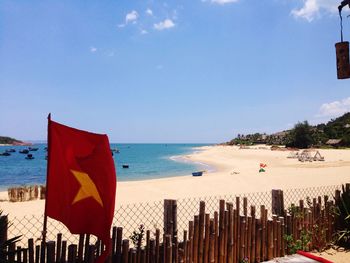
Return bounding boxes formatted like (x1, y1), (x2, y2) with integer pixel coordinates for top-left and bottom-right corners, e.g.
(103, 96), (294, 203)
(284, 230), (312, 254)
(0, 136), (21, 145)
(287, 204), (304, 219)
(286, 202), (330, 252)
(0, 210), (21, 263)
(226, 112), (350, 148)
(287, 121), (314, 149)
(239, 257), (249, 263)
(334, 185), (350, 248)
(129, 224), (145, 249)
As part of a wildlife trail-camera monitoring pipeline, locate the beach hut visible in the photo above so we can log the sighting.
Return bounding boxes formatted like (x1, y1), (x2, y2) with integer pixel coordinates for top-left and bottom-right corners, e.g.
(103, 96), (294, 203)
(325, 139), (342, 148)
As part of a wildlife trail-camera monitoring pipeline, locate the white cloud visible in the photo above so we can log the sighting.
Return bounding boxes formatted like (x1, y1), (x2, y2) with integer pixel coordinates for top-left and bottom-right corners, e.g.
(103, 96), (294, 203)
(209, 0), (239, 4)
(107, 51), (115, 57)
(318, 97), (350, 118)
(141, 29), (148, 35)
(90, 47), (97, 53)
(146, 8), (153, 16)
(154, 19), (175, 31)
(291, 0), (338, 22)
(125, 10), (139, 24)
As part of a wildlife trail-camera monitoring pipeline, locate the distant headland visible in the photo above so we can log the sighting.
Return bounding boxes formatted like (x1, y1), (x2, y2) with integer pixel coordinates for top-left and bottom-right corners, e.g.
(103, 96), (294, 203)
(0, 136), (32, 146)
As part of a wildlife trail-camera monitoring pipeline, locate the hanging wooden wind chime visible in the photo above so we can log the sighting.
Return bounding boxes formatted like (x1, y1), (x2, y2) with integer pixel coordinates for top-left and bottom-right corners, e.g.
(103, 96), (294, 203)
(336, 0), (350, 79)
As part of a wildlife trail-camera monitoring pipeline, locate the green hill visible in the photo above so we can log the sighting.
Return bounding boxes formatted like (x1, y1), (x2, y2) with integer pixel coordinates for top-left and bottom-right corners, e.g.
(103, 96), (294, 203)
(227, 112), (350, 148)
(0, 136), (23, 145)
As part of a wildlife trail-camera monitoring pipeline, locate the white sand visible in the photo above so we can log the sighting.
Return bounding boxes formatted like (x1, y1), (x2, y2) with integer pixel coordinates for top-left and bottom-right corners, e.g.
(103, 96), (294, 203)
(2, 145), (350, 261)
(1, 145), (350, 217)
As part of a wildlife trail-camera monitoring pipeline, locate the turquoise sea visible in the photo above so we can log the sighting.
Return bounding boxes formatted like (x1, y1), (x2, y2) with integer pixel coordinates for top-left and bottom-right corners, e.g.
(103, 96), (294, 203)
(0, 143), (211, 190)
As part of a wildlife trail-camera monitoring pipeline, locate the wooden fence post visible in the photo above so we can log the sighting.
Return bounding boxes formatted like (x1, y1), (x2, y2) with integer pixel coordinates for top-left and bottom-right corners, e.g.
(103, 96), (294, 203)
(267, 220), (273, 260)
(198, 201), (205, 263)
(164, 200), (177, 243)
(272, 190), (284, 217)
(68, 244), (77, 263)
(250, 206), (256, 263)
(116, 227), (123, 263)
(255, 219), (261, 263)
(28, 238), (35, 263)
(165, 235), (172, 263)
(46, 241), (55, 263)
(122, 240), (129, 263)
(0, 215), (8, 245)
(219, 200), (225, 263)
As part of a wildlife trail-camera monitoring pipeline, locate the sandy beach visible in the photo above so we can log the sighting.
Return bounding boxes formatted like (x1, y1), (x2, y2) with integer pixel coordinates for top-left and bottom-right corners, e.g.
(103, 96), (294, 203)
(1, 145), (350, 262)
(1, 145), (350, 217)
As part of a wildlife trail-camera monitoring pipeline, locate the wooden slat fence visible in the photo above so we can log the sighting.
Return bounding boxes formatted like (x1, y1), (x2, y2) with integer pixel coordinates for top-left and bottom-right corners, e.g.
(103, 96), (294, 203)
(2, 186), (346, 263)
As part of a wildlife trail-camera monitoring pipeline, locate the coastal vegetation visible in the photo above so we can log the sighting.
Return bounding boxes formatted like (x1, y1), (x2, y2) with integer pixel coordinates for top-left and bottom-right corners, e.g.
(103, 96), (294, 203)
(227, 112), (350, 148)
(0, 211), (21, 263)
(0, 136), (22, 145)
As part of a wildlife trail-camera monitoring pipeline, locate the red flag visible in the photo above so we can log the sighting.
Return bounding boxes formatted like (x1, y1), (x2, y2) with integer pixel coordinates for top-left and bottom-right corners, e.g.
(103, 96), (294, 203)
(45, 118), (116, 262)
(260, 163), (267, 168)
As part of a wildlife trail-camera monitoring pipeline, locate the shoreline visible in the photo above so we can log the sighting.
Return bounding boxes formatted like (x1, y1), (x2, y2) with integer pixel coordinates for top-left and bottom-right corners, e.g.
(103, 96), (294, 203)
(0, 144), (213, 191)
(0, 144), (211, 189)
(1, 145), (350, 216)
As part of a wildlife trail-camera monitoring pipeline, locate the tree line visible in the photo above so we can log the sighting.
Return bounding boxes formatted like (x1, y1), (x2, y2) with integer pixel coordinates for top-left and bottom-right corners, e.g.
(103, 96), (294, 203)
(227, 112), (350, 149)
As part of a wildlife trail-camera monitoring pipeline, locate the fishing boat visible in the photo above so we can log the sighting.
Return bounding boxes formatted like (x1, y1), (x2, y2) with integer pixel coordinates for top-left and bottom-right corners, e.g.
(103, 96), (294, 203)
(111, 148), (120, 153)
(29, 147), (39, 151)
(25, 154), (34, 160)
(19, 149), (29, 154)
(122, 164), (129, 169)
(192, 171), (203, 177)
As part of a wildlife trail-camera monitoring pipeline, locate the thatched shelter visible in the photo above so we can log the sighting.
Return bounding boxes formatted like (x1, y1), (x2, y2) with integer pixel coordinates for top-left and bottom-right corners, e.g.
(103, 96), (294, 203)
(325, 139), (342, 147)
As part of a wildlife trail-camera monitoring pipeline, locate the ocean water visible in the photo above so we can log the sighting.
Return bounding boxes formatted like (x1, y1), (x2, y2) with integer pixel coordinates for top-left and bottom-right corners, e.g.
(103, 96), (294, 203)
(0, 143), (211, 190)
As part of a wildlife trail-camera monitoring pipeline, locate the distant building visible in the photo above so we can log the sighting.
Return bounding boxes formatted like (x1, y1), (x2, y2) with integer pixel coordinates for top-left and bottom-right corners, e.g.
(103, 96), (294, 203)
(325, 139), (342, 147)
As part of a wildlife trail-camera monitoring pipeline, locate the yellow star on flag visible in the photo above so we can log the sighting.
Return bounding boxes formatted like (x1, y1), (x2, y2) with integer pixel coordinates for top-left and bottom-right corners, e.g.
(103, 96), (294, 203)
(71, 169), (104, 207)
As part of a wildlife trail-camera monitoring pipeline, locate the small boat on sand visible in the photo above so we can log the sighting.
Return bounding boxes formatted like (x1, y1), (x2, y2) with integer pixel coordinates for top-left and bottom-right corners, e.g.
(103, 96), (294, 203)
(25, 154), (34, 160)
(122, 164), (129, 169)
(192, 171), (203, 177)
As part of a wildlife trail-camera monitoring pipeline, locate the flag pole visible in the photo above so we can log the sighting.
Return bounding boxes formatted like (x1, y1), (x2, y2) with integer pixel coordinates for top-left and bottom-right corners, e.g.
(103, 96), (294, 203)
(42, 113), (52, 244)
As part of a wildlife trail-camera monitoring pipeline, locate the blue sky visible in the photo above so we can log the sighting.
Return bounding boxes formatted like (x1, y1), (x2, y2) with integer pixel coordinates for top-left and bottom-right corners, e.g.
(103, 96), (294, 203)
(1, 0), (350, 143)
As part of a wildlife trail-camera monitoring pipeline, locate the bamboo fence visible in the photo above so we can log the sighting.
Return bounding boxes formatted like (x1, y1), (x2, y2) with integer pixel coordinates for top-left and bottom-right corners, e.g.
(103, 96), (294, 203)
(1, 184), (346, 263)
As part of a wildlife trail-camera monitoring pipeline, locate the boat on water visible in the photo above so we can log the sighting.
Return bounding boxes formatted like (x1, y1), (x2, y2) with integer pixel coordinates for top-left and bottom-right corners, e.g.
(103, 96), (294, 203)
(111, 148), (120, 153)
(29, 147), (39, 151)
(0, 152), (11, 156)
(122, 164), (129, 169)
(192, 171), (203, 177)
(25, 154), (35, 160)
(5, 149), (16, 153)
(19, 149), (29, 154)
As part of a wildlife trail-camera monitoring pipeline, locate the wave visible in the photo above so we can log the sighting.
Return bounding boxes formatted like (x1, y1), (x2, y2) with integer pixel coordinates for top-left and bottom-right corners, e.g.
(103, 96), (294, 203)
(169, 155), (215, 173)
